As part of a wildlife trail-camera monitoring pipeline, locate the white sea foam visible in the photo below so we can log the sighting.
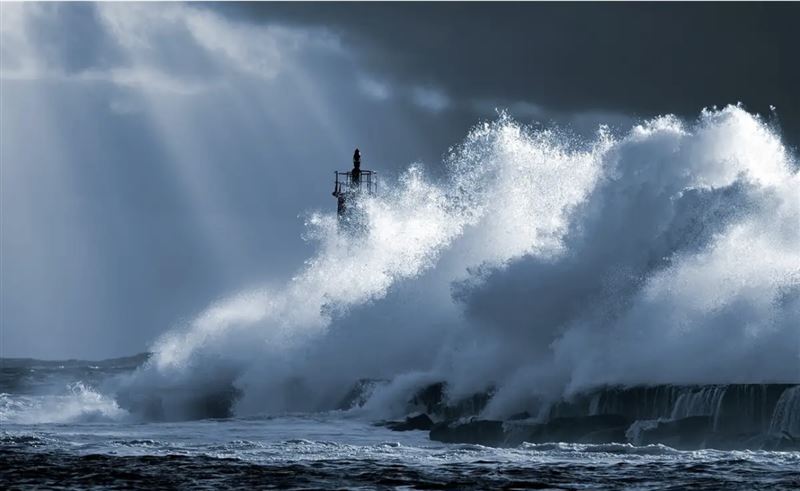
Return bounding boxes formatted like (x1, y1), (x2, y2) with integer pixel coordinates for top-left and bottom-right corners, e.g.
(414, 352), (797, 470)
(0, 382), (128, 424)
(119, 106), (798, 420)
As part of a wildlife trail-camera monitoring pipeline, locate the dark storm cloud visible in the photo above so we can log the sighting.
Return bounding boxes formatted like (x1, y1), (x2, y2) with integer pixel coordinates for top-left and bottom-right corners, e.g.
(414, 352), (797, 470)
(220, 2), (800, 146)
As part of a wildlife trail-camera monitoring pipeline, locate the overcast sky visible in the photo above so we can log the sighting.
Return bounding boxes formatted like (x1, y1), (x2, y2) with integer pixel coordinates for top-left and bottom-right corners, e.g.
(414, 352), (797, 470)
(2, 2), (798, 359)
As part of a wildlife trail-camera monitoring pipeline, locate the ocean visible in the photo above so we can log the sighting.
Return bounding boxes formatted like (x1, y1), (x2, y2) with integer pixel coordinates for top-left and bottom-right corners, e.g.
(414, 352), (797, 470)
(2, 360), (799, 490)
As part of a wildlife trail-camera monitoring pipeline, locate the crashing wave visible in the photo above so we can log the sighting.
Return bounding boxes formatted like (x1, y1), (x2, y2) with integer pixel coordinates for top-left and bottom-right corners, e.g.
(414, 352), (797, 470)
(1, 382), (128, 424)
(110, 105), (797, 423)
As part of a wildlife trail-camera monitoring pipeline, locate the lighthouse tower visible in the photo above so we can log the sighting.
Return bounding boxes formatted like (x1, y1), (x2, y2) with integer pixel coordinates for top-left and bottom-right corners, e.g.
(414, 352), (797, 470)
(331, 148), (377, 232)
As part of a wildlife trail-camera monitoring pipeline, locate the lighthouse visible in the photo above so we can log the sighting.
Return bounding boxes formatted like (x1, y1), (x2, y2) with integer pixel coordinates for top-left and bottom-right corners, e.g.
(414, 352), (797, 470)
(331, 148), (377, 231)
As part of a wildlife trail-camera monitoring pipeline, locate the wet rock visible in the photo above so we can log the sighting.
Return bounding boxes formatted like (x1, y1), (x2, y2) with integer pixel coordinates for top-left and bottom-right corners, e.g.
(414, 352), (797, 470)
(762, 431), (800, 451)
(117, 386), (241, 421)
(532, 414), (631, 444)
(386, 413), (434, 432)
(429, 420), (506, 446)
(410, 383), (446, 414)
(579, 426), (628, 444)
(408, 382), (493, 420)
(419, 384), (799, 450)
(504, 414), (632, 447)
(635, 416), (712, 449)
(336, 379), (388, 410)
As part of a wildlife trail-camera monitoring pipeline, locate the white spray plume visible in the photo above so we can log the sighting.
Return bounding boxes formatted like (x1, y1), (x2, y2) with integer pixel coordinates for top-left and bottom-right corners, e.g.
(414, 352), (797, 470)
(118, 106), (799, 420)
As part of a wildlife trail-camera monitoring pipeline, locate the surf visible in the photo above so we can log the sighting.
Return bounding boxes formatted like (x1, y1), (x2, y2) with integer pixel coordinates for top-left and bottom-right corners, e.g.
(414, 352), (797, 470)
(107, 105), (798, 423)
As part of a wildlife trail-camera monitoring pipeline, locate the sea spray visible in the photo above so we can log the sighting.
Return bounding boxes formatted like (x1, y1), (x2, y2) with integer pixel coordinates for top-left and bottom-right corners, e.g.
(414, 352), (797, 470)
(1, 382), (127, 424)
(115, 106), (799, 420)
(460, 107), (799, 416)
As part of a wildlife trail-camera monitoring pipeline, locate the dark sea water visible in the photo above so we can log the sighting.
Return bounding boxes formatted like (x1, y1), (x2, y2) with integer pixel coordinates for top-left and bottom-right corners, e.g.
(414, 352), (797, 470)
(4, 419), (800, 490)
(2, 361), (799, 490)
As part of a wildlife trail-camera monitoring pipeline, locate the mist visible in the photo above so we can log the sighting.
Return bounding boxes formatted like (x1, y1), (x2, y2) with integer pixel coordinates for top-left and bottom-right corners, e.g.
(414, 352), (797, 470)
(113, 106), (799, 421)
(2, 3), (798, 421)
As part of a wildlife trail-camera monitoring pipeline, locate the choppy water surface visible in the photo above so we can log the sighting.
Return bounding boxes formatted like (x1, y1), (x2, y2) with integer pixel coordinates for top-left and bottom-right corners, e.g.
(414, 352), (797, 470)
(3, 104), (799, 489)
(3, 414), (799, 489)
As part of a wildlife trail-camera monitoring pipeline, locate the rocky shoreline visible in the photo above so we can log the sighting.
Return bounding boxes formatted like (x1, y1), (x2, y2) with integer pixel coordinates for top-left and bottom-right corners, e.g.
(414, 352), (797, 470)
(365, 382), (800, 451)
